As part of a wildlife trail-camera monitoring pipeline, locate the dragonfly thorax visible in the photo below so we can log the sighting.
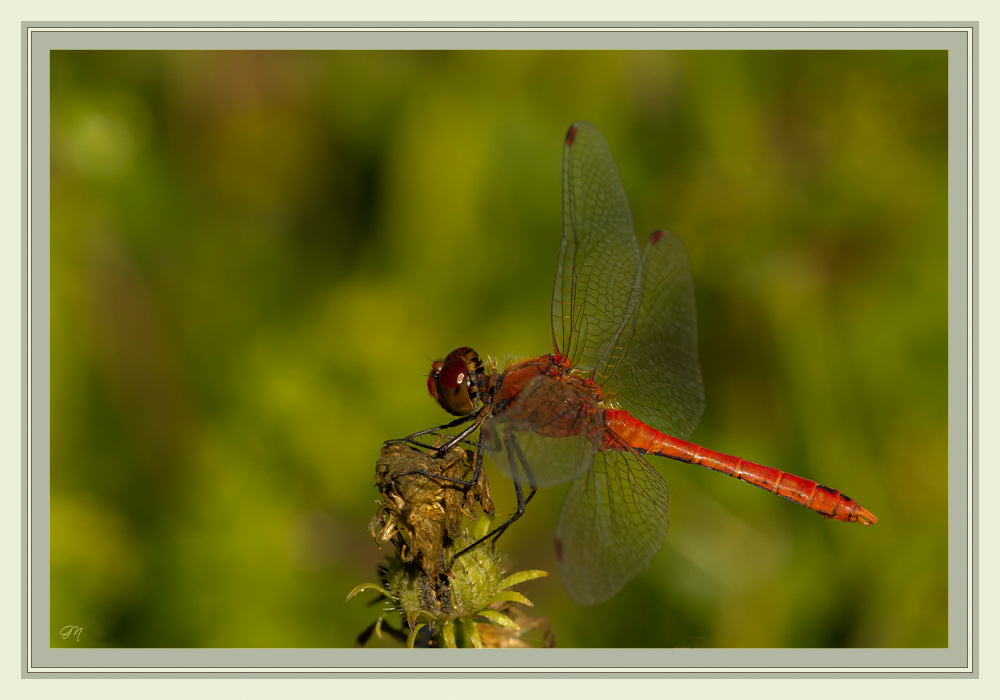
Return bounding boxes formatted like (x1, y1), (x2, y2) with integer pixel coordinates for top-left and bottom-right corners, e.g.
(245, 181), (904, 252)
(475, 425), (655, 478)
(427, 347), (486, 416)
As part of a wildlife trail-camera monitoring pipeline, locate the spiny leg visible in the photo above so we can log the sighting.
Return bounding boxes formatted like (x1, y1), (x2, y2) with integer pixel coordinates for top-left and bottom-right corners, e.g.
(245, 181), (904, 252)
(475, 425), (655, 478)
(391, 434), (480, 453)
(390, 412), (488, 487)
(448, 429), (532, 565)
(509, 429), (539, 507)
(383, 408), (483, 452)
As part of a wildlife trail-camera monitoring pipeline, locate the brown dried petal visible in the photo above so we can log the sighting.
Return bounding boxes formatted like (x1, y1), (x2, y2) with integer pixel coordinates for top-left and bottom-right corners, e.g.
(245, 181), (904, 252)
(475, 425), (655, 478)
(476, 605), (557, 649)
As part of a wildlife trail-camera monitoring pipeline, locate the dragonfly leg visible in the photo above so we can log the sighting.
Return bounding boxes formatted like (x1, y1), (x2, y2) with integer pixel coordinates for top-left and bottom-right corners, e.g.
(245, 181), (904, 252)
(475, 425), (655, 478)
(508, 435), (538, 505)
(383, 409), (482, 452)
(433, 414), (486, 453)
(508, 430), (539, 506)
(448, 430), (532, 565)
(392, 435), (479, 452)
(389, 413), (488, 488)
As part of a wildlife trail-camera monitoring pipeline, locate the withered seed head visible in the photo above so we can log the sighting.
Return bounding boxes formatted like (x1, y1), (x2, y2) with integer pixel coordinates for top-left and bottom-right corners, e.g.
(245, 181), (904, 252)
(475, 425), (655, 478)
(352, 443), (552, 647)
(370, 443), (493, 581)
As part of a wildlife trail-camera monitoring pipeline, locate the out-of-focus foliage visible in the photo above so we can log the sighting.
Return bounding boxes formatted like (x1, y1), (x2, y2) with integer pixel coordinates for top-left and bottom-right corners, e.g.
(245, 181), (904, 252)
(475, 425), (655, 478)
(49, 50), (948, 648)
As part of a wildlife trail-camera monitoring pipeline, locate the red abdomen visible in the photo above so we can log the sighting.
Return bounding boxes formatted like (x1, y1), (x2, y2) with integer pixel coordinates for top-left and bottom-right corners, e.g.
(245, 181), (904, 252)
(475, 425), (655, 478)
(604, 410), (877, 524)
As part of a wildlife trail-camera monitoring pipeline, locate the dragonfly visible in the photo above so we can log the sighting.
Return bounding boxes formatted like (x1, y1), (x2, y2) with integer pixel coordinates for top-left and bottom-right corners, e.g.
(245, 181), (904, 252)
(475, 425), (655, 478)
(396, 121), (877, 606)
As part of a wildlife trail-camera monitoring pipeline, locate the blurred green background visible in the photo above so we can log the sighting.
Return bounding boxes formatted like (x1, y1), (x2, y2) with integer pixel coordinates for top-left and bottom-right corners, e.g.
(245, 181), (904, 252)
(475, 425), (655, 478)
(49, 50), (948, 648)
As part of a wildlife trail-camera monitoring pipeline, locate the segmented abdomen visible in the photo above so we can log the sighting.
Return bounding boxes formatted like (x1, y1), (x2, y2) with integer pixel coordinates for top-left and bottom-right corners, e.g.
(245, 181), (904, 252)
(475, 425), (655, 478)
(603, 410), (877, 524)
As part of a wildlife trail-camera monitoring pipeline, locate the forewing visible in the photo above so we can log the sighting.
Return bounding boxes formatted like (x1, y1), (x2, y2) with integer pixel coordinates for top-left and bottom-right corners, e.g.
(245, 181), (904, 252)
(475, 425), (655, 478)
(485, 375), (603, 489)
(551, 122), (642, 380)
(554, 439), (670, 606)
(602, 229), (704, 439)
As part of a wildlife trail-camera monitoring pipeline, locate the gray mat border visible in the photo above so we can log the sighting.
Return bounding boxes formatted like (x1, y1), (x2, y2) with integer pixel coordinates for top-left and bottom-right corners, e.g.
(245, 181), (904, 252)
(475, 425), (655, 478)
(22, 22), (978, 678)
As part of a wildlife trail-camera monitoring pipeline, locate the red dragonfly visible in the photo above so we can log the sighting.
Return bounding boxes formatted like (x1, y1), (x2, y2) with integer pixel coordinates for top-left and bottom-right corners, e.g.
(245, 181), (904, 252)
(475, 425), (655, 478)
(400, 121), (877, 606)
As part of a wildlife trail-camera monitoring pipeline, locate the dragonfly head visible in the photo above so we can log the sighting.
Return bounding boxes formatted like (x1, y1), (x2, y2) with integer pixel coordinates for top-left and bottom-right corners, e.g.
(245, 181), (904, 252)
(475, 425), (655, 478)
(427, 347), (484, 416)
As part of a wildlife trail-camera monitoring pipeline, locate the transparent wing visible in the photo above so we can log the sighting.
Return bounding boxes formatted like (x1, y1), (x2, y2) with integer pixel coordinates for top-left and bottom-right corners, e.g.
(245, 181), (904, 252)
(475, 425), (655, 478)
(484, 375), (603, 489)
(551, 121), (642, 381)
(554, 438), (670, 606)
(601, 229), (705, 439)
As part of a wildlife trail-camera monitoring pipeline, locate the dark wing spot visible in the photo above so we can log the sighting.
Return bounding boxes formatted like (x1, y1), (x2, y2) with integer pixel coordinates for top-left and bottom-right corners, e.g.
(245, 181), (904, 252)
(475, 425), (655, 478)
(565, 124), (578, 146)
(554, 537), (563, 561)
(649, 229), (665, 245)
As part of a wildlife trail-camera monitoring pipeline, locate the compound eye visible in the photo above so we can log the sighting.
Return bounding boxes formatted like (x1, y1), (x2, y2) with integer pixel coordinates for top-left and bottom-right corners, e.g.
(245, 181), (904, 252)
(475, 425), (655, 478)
(433, 356), (476, 415)
(439, 357), (469, 392)
(427, 361), (445, 401)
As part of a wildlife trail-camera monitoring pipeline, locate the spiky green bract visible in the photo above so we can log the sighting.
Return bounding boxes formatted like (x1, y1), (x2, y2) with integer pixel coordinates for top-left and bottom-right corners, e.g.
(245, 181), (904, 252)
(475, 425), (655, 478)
(446, 530), (505, 618)
(350, 514), (552, 647)
(381, 524), (505, 623)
